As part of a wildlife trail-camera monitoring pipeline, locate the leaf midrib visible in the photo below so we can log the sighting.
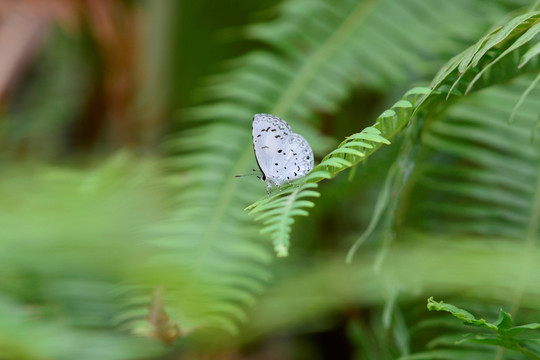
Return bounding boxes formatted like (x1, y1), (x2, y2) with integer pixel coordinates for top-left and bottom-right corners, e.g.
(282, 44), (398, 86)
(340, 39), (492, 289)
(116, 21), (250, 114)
(275, 188), (300, 252)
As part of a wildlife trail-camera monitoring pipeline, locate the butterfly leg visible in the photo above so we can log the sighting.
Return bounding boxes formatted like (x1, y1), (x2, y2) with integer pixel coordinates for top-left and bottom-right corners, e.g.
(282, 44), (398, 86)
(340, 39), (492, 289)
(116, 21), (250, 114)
(286, 180), (300, 188)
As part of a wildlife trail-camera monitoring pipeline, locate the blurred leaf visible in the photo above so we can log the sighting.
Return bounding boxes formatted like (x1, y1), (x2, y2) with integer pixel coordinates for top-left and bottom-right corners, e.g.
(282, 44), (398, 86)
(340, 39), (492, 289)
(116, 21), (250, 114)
(0, 153), (165, 359)
(428, 297), (540, 359)
(427, 298), (498, 331)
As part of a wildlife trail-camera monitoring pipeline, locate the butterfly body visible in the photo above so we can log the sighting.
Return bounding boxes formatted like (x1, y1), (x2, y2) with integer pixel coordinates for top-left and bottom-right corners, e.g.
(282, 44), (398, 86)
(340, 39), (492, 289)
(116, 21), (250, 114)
(252, 114), (314, 193)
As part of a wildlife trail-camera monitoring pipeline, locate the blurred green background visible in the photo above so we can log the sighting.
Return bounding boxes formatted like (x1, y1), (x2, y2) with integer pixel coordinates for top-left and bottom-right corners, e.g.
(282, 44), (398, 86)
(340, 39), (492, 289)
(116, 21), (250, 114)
(1, 0), (540, 359)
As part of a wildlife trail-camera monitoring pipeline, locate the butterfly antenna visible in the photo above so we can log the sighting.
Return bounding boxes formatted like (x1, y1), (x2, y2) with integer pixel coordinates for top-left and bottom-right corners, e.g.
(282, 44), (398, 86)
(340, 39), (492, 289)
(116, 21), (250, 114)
(235, 169), (260, 177)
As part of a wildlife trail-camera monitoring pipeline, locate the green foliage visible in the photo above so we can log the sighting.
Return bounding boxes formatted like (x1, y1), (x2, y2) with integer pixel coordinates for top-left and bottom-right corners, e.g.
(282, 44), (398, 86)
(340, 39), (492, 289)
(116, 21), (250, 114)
(247, 182), (320, 257)
(3, 0), (540, 358)
(244, 6), (540, 359)
(247, 8), (540, 258)
(167, 0), (527, 336)
(403, 9), (540, 243)
(0, 154), (163, 359)
(423, 297), (540, 359)
(246, 89), (431, 256)
(243, 237), (540, 349)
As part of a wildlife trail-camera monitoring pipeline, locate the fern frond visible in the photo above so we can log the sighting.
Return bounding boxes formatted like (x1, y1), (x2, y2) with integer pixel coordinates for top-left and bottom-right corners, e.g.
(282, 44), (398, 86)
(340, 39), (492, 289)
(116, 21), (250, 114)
(393, 13), (540, 357)
(242, 9), (540, 258)
(410, 75), (540, 239)
(247, 182), (319, 257)
(246, 87), (430, 256)
(0, 155), (164, 359)
(431, 11), (540, 95)
(347, 10), (540, 266)
(424, 298), (540, 359)
(165, 0), (534, 334)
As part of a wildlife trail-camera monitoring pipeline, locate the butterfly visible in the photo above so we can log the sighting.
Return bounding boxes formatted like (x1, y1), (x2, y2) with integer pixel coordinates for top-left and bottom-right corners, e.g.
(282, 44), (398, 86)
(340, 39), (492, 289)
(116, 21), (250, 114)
(251, 113), (314, 193)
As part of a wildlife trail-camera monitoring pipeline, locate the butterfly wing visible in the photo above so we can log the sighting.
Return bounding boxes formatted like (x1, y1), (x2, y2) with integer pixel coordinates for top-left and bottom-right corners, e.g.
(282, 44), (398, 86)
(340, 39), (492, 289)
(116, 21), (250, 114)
(278, 133), (314, 184)
(252, 113), (313, 188)
(252, 114), (292, 182)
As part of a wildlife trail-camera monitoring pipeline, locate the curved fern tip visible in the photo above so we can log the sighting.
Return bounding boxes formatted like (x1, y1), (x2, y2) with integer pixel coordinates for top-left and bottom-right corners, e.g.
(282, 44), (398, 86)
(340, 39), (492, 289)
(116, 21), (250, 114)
(427, 297), (450, 312)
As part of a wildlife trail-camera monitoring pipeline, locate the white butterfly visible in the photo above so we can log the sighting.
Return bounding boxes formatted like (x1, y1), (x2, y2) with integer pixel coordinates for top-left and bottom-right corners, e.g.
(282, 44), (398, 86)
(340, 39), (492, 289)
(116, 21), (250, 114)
(252, 113), (314, 193)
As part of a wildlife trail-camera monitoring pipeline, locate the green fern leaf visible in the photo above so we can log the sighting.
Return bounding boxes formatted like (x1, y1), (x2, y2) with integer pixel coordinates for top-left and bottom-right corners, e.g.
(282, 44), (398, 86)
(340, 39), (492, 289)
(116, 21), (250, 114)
(166, 0), (534, 333)
(427, 298), (540, 359)
(247, 87), (433, 257)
